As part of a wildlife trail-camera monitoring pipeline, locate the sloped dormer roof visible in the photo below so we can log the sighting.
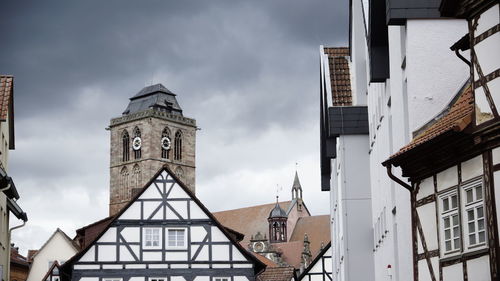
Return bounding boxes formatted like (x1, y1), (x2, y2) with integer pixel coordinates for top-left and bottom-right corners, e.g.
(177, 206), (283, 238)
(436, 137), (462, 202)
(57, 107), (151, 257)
(123, 83), (183, 116)
(323, 47), (352, 106)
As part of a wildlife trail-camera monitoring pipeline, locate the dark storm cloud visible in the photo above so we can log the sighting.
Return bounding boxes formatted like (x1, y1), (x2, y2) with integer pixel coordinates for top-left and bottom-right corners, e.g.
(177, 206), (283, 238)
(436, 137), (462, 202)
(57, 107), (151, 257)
(0, 0), (347, 252)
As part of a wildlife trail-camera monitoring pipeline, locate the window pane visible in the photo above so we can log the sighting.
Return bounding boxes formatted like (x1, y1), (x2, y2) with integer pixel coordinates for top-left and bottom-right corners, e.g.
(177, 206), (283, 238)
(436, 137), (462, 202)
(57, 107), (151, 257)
(468, 210), (475, 221)
(445, 229), (451, 239)
(478, 219), (485, 230)
(452, 215), (459, 226)
(453, 227), (460, 238)
(451, 195), (458, 208)
(468, 222), (475, 233)
(476, 186), (482, 200)
(444, 217), (450, 228)
(479, 231), (486, 243)
(477, 207), (484, 218)
(453, 238), (460, 249)
(466, 189), (473, 203)
(443, 198), (449, 211)
(469, 234), (476, 245)
(145, 240), (151, 246)
(445, 241), (451, 251)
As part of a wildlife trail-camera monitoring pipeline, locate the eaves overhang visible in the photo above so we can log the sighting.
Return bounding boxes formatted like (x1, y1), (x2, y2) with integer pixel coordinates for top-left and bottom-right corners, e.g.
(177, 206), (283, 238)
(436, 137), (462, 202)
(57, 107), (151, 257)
(7, 197), (27, 222)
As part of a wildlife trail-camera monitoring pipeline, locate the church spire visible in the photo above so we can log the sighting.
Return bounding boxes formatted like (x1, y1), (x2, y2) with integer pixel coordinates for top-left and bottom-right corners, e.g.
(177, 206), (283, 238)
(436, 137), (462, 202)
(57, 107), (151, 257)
(292, 171), (303, 201)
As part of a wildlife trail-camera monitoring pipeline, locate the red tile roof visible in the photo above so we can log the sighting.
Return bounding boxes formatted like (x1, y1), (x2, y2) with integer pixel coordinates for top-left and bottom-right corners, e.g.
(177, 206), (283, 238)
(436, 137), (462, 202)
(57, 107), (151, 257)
(213, 201), (293, 245)
(289, 215), (330, 258)
(10, 247), (29, 268)
(257, 266), (295, 281)
(0, 75), (13, 121)
(323, 47), (352, 106)
(389, 85), (474, 159)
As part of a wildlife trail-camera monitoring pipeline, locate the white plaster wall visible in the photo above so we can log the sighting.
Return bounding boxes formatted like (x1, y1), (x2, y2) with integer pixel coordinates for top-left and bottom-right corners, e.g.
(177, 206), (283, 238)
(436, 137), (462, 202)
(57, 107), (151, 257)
(494, 170), (500, 248)
(461, 155), (483, 182)
(437, 166), (458, 191)
(466, 255), (491, 281)
(350, 0), (368, 106)
(26, 231), (79, 281)
(406, 19), (469, 133)
(442, 264), (463, 281)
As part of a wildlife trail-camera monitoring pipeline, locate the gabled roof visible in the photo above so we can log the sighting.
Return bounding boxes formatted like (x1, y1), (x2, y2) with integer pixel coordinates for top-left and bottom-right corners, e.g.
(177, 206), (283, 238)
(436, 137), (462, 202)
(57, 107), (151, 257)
(74, 215), (114, 249)
(258, 266), (295, 281)
(0, 75), (15, 149)
(62, 165), (266, 276)
(322, 47), (352, 106)
(296, 242), (331, 281)
(41, 261), (61, 281)
(10, 247), (29, 268)
(30, 228), (79, 261)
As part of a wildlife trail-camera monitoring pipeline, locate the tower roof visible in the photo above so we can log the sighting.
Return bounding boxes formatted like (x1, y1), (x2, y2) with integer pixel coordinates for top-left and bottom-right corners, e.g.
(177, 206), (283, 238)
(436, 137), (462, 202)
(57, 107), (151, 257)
(123, 83), (183, 116)
(269, 198), (288, 218)
(292, 171), (302, 190)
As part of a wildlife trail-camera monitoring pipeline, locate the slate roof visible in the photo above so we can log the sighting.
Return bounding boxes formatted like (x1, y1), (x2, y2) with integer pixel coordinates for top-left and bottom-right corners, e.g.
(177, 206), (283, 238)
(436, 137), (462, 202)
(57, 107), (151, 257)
(387, 84), (473, 160)
(323, 47), (352, 106)
(123, 83), (183, 116)
(257, 266), (295, 281)
(269, 201), (288, 218)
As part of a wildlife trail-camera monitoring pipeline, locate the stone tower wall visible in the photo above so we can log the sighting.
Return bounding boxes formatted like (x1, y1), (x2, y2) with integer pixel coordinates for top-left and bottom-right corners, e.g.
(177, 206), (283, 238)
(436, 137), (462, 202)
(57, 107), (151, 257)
(109, 110), (196, 216)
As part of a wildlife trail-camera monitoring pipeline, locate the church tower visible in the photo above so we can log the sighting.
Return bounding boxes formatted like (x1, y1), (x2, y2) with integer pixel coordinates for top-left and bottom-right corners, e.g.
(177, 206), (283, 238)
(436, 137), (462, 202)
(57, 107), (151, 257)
(108, 84), (196, 216)
(291, 171), (304, 211)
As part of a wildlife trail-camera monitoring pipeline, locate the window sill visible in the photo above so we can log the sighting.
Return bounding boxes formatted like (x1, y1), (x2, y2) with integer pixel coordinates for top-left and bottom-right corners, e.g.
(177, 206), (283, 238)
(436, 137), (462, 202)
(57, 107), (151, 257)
(440, 247), (489, 263)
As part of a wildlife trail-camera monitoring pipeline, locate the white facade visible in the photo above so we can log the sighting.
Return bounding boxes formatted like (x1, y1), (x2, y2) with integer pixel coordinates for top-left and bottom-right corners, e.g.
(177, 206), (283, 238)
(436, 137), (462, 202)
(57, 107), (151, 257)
(68, 167), (262, 281)
(26, 229), (79, 281)
(347, 1), (470, 280)
(330, 135), (373, 281)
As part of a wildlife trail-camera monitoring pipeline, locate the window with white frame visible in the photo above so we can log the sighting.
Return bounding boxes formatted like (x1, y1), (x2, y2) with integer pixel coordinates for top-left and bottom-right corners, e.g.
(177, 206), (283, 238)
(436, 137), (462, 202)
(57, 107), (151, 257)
(462, 179), (486, 249)
(167, 228), (186, 249)
(438, 177), (487, 257)
(149, 278), (166, 281)
(103, 279), (122, 281)
(439, 191), (461, 254)
(214, 278), (229, 281)
(143, 228), (162, 249)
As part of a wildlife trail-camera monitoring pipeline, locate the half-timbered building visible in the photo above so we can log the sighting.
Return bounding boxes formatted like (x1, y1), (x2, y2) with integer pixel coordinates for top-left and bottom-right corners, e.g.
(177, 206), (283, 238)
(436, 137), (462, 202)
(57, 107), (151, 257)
(383, 2), (500, 280)
(295, 243), (332, 281)
(61, 166), (265, 281)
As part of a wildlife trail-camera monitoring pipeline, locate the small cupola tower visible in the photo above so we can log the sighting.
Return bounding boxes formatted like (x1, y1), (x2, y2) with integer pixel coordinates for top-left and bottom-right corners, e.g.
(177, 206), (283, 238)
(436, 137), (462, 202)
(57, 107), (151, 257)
(268, 196), (288, 243)
(292, 171), (304, 211)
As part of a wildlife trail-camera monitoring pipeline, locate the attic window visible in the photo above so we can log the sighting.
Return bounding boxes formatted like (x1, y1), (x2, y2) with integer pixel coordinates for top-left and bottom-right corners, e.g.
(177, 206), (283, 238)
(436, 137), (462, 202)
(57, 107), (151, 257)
(164, 101), (173, 108)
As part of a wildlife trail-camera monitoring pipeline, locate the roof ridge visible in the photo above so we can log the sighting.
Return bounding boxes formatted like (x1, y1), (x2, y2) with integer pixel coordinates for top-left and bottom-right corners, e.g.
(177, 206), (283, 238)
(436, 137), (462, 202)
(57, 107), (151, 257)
(213, 200), (293, 213)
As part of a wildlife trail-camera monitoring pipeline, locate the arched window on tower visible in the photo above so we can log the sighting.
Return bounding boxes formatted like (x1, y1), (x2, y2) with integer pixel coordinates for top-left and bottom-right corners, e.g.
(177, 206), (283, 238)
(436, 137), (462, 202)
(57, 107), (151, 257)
(133, 127), (141, 159)
(174, 130), (182, 160)
(120, 166), (129, 200)
(161, 127), (171, 159)
(122, 130), (130, 162)
(133, 164), (141, 189)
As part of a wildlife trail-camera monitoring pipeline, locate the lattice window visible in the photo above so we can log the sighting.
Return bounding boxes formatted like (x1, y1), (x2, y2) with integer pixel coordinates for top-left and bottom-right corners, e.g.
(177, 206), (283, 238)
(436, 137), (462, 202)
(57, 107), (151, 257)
(439, 191), (461, 254)
(122, 130), (129, 162)
(462, 179), (486, 248)
(143, 228), (161, 249)
(174, 130), (182, 160)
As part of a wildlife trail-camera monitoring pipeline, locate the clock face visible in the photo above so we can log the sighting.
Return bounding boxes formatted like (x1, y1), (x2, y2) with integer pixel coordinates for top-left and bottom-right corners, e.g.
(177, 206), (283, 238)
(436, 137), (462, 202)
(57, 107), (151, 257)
(161, 137), (171, 150)
(132, 137), (142, 151)
(254, 242), (264, 252)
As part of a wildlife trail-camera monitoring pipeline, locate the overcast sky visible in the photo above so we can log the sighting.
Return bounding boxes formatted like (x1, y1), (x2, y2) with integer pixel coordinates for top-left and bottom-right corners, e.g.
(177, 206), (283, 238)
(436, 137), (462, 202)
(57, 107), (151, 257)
(0, 1), (348, 254)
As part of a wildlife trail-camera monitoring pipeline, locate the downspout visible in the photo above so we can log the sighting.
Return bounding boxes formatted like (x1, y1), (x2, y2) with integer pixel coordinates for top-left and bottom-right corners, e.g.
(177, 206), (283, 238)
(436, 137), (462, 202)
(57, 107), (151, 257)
(385, 165), (412, 192)
(9, 219), (26, 232)
(454, 49), (471, 67)
(0, 181), (11, 192)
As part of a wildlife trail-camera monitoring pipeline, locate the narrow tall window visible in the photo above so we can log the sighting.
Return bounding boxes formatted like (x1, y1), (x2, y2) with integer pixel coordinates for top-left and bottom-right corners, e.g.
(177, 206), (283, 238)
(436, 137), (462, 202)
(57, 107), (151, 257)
(161, 127), (171, 159)
(133, 164), (141, 189)
(439, 191), (461, 254)
(174, 131), (182, 160)
(122, 130), (130, 162)
(133, 127), (141, 159)
(120, 167), (129, 200)
(167, 229), (186, 249)
(462, 180), (486, 248)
